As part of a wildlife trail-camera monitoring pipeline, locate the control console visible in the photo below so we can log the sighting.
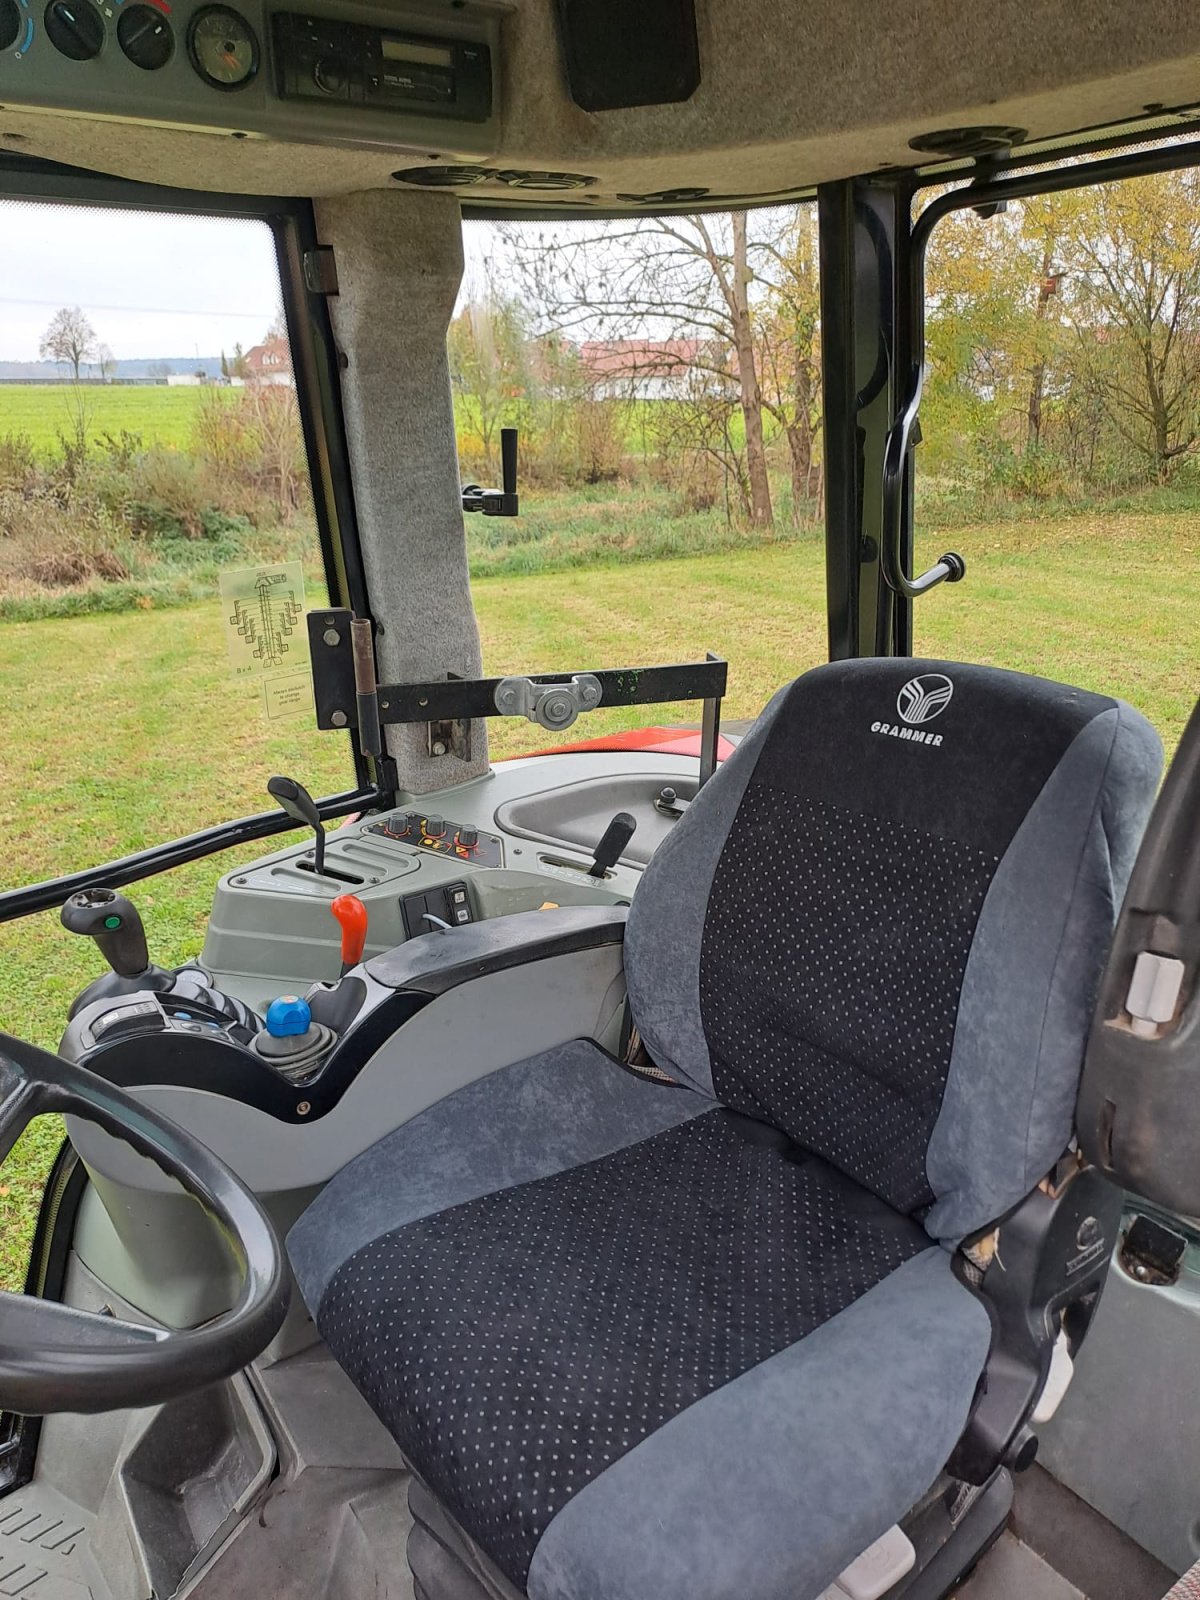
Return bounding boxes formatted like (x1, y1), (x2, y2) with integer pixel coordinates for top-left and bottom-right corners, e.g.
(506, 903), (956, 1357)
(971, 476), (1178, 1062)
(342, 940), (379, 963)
(3, 0), (501, 158)
(368, 812), (504, 867)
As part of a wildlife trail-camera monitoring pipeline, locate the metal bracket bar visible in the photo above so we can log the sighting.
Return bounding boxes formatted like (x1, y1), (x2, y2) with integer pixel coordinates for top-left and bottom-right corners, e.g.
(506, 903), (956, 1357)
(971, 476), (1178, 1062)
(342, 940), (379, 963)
(307, 612), (728, 758)
(302, 246), (339, 296)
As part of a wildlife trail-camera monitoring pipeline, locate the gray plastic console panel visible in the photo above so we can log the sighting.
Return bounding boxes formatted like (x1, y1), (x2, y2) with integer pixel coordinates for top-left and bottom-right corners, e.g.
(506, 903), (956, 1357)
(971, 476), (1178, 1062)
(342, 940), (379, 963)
(1039, 1228), (1200, 1575)
(67, 943), (628, 1197)
(201, 750), (700, 1001)
(495, 775), (699, 868)
(365, 905), (628, 993)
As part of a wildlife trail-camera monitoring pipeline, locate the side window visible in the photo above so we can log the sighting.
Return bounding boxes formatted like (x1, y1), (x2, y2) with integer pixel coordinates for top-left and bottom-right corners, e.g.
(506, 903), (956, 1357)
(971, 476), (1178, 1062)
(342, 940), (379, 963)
(913, 166), (1200, 754)
(449, 206), (825, 757)
(0, 199), (354, 1007)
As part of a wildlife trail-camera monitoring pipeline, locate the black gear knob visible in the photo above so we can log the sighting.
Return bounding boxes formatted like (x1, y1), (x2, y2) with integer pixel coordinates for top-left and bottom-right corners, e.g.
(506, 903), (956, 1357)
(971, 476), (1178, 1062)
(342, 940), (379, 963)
(61, 887), (150, 978)
(268, 774), (326, 876)
(589, 812), (637, 878)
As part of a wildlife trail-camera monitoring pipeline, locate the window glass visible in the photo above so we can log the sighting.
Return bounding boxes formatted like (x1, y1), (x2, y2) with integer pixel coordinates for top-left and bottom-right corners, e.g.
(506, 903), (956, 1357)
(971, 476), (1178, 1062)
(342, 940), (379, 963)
(0, 200), (354, 1031)
(452, 207), (826, 759)
(913, 165), (1200, 755)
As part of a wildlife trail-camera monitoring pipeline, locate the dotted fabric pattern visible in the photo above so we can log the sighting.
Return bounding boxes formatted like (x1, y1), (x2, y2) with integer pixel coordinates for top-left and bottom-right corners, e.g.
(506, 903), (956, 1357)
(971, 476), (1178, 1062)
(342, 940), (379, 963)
(700, 785), (999, 1213)
(318, 1108), (928, 1588)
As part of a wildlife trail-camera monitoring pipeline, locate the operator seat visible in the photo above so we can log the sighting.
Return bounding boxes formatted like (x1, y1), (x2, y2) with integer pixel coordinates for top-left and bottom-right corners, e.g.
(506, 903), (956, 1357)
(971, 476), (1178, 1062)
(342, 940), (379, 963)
(289, 658), (1161, 1600)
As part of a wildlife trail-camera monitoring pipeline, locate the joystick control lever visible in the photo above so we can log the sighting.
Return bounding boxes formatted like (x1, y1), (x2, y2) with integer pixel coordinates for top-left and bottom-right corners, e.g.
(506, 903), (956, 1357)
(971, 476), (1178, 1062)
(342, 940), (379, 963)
(62, 887), (150, 977)
(268, 774), (326, 877)
(61, 886), (173, 1018)
(589, 812), (637, 878)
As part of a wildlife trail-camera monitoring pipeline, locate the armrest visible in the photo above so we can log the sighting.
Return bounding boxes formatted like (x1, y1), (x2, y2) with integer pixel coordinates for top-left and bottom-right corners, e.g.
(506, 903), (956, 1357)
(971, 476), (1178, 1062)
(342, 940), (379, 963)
(363, 905), (628, 997)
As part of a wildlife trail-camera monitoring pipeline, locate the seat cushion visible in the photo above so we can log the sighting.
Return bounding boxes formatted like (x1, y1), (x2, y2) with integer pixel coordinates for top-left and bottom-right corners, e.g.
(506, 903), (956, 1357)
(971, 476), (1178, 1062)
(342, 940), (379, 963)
(290, 1044), (992, 1599)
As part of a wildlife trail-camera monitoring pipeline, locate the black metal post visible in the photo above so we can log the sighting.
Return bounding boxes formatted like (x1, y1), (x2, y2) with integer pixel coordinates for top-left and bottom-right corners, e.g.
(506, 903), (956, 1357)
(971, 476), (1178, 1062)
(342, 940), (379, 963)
(817, 178), (916, 661)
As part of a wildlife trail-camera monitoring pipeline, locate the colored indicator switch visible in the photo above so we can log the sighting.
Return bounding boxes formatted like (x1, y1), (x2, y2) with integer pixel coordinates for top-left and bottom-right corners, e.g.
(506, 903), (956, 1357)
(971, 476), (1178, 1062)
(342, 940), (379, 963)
(103, 914), (122, 930)
(265, 995), (312, 1038)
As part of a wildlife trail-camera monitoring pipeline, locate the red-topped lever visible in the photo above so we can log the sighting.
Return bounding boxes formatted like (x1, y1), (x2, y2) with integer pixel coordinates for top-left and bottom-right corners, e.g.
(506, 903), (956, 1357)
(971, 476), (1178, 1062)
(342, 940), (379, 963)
(330, 893), (368, 976)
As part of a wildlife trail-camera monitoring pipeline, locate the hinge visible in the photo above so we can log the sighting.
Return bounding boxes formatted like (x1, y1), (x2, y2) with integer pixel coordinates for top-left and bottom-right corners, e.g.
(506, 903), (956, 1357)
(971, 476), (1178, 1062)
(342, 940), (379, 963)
(303, 246), (339, 296)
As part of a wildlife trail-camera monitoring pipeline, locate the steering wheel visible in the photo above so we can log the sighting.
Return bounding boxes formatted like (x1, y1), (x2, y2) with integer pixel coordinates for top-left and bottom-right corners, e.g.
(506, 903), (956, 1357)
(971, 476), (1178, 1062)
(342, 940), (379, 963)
(0, 1030), (289, 1416)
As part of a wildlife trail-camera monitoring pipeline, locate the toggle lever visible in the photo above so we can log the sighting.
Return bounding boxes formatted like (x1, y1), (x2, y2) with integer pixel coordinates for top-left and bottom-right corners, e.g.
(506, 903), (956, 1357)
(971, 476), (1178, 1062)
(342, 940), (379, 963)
(330, 893), (368, 976)
(268, 774), (326, 877)
(589, 812), (637, 878)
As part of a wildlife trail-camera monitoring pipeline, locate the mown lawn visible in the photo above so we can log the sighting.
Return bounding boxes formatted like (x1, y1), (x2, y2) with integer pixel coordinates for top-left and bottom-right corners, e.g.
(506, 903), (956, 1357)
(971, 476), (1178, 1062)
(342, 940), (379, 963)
(0, 507), (1194, 1287)
(0, 383), (214, 456)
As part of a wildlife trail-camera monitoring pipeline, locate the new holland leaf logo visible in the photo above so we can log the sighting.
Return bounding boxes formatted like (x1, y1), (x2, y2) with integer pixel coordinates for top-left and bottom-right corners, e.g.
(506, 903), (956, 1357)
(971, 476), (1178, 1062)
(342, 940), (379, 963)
(897, 674), (954, 725)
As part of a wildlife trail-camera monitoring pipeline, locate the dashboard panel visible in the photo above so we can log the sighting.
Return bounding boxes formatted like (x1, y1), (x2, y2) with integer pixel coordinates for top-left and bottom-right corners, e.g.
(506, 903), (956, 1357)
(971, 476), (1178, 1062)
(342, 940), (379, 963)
(1, 0), (502, 157)
(200, 747), (699, 1008)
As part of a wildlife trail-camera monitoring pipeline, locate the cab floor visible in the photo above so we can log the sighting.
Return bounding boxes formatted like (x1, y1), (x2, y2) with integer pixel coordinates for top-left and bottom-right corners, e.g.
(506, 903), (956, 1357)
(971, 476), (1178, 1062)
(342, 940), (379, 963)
(956, 1467), (1174, 1600)
(0, 1462), (1177, 1600)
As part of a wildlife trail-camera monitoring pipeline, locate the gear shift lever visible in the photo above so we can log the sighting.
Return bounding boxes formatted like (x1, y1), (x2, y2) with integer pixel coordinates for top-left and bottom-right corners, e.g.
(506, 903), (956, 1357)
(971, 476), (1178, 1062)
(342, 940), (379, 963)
(268, 774), (326, 877)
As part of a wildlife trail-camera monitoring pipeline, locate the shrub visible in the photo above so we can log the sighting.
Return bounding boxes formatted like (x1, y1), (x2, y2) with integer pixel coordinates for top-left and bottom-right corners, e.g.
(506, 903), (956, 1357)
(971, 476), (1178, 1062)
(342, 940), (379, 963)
(0, 434), (37, 493)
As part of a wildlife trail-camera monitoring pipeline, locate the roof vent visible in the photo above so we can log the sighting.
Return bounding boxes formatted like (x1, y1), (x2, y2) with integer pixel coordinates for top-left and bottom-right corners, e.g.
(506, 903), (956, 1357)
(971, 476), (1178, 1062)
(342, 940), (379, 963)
(908, 125), (1027, 157)
(392, 166), (492, 187)
(494, 170), (596, 190)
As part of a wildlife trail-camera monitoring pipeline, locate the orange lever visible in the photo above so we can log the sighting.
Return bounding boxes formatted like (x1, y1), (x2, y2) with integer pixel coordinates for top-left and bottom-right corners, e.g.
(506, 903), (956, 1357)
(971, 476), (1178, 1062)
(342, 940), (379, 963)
(330, 894), (368, 973)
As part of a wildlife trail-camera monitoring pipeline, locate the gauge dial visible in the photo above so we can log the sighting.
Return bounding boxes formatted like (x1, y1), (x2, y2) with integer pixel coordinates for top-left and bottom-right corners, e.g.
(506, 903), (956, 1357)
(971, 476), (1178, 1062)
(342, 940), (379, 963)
(187, 4), (258, 89)
(118, 3), (173, 68)
(0, 0), (22, 52)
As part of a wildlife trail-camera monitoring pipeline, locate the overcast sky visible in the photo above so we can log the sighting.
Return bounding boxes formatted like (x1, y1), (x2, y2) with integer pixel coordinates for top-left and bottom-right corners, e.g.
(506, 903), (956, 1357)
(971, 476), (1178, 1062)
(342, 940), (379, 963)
(0, 199), (510, 362)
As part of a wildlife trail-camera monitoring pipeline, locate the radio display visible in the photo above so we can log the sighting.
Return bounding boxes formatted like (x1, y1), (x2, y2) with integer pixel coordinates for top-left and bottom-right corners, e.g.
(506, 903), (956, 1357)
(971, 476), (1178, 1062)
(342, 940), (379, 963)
(380, 37), (454, 67)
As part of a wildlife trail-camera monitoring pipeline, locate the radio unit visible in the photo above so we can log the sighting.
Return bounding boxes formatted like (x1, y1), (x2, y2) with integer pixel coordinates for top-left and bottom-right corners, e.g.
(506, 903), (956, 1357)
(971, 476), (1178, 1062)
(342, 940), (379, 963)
(271, 11), (492, 121)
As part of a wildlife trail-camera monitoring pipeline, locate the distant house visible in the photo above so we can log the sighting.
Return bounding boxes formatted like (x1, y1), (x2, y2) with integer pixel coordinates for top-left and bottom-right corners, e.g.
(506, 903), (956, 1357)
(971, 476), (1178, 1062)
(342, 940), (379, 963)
(244, 338), (293, 386)
(579, 338), (736, 401)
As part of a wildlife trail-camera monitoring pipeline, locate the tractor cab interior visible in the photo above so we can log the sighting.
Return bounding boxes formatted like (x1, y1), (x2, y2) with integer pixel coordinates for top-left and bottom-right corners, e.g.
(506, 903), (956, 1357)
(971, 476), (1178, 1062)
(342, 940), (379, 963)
(3, 4), (1200, 1598)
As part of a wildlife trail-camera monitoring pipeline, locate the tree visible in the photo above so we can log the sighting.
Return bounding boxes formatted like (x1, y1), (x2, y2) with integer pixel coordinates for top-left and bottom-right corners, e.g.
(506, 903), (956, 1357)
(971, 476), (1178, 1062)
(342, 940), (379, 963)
(39, 306), (99, 383)
(447, 294), (534, 474)
(231, 342), (250, 380)
(148, 361), (174, 381)
(500, 211), (788, 528)
(1049, 171), (1200, 480)
(757, 207), (824, 514)
(95, 343), (116, 382)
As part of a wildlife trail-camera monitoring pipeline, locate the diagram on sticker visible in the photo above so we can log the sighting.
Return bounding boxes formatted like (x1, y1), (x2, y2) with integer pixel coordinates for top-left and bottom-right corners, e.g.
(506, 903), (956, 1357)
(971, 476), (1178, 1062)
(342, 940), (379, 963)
(218, 561), (314, 720)
(225, 567), (304, 670)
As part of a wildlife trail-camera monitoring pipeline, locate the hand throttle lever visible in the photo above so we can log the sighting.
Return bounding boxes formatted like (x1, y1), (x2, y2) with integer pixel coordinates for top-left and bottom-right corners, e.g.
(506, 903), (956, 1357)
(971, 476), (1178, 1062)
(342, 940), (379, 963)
(330, 893), (368, 976)
(589, 812), (637, 878)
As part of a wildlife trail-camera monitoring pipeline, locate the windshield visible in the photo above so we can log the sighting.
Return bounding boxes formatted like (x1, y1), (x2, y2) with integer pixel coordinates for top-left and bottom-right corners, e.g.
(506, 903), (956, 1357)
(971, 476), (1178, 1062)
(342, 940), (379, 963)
(451, 206), (824, 757)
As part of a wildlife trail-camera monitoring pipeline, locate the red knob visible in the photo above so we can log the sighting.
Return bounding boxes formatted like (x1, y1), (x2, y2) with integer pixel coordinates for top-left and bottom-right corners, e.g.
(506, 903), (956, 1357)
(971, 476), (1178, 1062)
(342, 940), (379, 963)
(330, 893), (368, 971)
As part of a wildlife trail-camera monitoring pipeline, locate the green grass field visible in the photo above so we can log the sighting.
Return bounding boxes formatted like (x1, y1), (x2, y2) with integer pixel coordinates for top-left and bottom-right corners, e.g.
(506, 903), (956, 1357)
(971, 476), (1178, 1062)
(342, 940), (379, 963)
(0, 383), (212, 455)
(0, 506), (1194, 1287)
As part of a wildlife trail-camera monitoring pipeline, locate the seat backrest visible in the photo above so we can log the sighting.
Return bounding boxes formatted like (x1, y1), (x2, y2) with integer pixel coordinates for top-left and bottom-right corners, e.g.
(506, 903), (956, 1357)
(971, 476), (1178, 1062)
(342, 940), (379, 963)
(625, 658), (1161, 1242)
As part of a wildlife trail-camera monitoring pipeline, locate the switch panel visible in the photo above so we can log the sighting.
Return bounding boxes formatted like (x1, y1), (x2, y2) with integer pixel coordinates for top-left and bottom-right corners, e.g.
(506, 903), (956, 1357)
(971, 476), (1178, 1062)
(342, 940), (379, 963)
(370, 814), (503, 868)
(400, 881), (474, 938)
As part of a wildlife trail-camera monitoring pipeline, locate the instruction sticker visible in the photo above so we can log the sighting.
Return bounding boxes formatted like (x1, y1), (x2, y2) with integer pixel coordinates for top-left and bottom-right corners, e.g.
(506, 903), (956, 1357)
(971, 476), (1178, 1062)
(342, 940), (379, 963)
(219, 561), (313, 719)
(263, 670), (314, 721)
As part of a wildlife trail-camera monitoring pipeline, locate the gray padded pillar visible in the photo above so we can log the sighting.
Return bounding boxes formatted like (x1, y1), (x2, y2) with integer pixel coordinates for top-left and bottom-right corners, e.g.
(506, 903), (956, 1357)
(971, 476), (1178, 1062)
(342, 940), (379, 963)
(314, 189), (488, 791)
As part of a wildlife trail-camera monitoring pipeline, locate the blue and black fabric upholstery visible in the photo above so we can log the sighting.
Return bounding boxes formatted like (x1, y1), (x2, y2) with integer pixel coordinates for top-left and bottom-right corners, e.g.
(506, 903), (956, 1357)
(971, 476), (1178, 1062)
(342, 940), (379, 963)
(289, 658), (1162, 1600)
